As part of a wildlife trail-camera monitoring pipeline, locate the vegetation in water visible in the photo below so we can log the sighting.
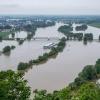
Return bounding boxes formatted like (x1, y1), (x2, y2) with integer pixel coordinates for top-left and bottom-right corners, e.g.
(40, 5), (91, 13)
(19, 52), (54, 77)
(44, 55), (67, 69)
(99, 35), (100, 41)
(0, 17), (100, 100)
(58, 25), (73, 33)
(2, 45), (16, 53)
(17, 37), (66, 71)
(17, 39), (25, 45)
(75, 24), (88, 31)
(58, 25), (94, 41)
(83, 33), (93, 41)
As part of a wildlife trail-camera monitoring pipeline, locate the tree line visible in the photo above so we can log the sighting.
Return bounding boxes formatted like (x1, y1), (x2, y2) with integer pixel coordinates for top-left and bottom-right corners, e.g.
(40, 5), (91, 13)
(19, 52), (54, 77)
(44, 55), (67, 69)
(58, 25), (94, 41)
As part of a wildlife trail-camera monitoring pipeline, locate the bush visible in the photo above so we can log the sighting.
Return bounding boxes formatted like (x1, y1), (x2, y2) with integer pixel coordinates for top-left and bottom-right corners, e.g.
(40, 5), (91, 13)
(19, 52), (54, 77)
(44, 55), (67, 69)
(2, 46), (11, 53)
(99, 35), (100, 41)
(73, 33), (83, 40)
(75, 24), (88, 31)
(79, 65), (97, 81)
(18, 62), (29, 70)
(95, 64), (100, 74)
(73, 82), (100, 100)
(0, 36), (2, 41)
(84, 33), (93, 41)
(96, 59), (100, 64)
(18, 40), (24, 45)
(11, 45), (16, 49)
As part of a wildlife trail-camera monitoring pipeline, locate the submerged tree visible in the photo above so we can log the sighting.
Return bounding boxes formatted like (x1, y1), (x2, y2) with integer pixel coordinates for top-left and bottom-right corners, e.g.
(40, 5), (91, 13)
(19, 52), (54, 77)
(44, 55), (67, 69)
(2, 46), (11, 53)
(99, 35), (100, 41)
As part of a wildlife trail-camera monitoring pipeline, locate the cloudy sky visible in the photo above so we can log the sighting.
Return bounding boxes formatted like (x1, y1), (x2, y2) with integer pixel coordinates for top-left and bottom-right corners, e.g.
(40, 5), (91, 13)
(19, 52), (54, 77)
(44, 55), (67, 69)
(0, 0), (100, 15)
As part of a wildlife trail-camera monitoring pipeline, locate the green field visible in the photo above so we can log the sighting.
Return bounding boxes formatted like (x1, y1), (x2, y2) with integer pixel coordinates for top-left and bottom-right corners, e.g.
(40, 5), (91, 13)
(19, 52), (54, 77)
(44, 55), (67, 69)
(89, 23), (100, 28)
(0, 32), (11, 38)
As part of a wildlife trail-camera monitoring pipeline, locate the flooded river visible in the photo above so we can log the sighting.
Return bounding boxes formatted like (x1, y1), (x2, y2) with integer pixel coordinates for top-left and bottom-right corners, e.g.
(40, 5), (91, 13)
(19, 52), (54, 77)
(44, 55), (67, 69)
(24, 41), (100, 92)
(0, 23), (100, 92)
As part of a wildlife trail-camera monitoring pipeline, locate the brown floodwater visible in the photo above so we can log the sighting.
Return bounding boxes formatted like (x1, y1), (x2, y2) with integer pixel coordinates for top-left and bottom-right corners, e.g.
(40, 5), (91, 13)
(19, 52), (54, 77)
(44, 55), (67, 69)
(24, 41), (100, 92)
(0, 23), (63, 70)
(0, 23), (100, 92)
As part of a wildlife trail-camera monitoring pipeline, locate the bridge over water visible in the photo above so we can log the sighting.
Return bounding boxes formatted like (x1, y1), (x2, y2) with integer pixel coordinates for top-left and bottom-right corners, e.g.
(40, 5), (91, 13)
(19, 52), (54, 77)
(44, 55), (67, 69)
(3, 37), (61, 41)
(31, 37), (61, 40)
(2, 37), (100, 42)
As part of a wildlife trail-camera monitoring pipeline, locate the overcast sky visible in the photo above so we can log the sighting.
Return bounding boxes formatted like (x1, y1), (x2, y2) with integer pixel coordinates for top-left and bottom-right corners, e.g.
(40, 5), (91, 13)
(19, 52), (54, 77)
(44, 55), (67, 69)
(0, 0), (100, 15)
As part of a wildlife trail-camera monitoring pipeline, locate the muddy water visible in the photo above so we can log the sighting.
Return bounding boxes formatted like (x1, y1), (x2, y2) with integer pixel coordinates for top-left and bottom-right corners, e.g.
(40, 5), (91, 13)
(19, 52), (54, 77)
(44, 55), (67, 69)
(0, 23), (100, 92)
(24, 24), (100, 92)
(24, 41), (100, 92)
